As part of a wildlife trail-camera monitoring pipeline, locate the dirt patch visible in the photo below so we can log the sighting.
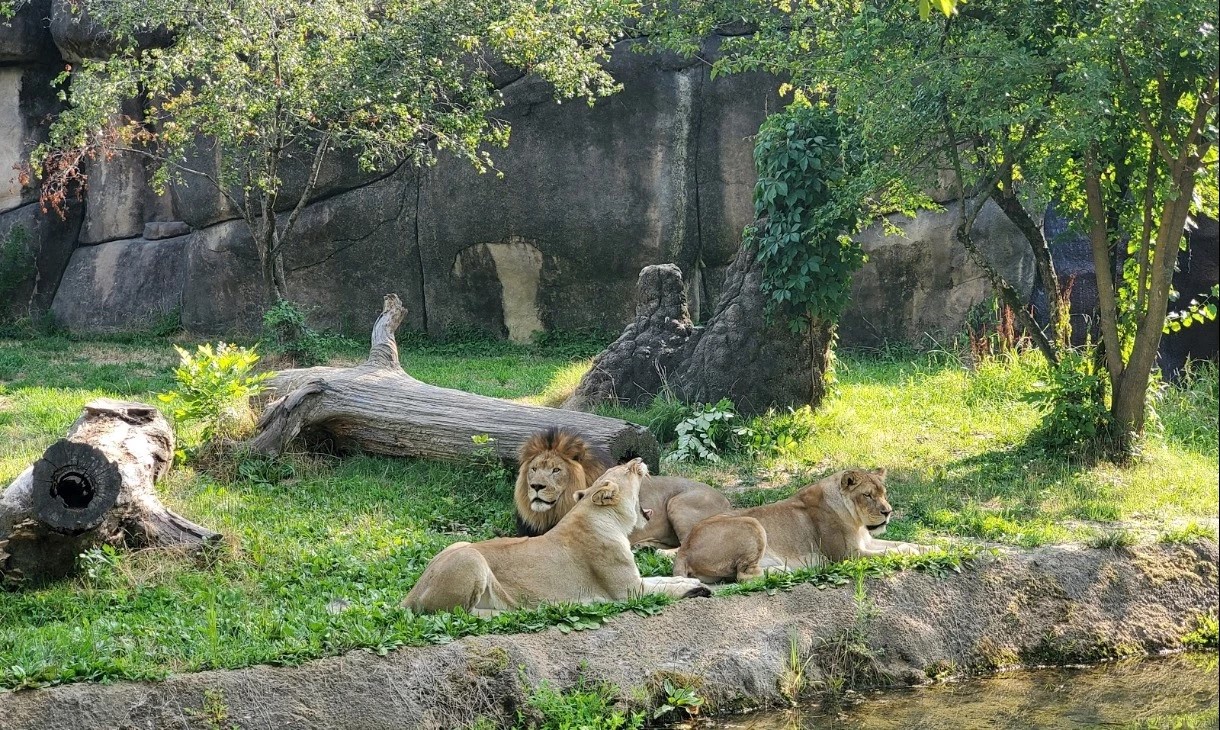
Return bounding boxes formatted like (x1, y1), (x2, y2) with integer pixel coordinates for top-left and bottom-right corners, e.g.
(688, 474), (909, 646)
(0, 542), (1216, 729)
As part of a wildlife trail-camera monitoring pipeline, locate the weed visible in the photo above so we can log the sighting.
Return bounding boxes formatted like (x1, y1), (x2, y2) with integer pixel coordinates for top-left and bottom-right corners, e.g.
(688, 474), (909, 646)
(778, 633), (815, 703)
(1024, 350), (1114, 457)
(186, 687), (238, 730)
(1159, 522), (1217, 545)
(667, 399), (737, 463)
(821, 576), (885, 706)
(157, 342), (271, 445)
(1181, 614), (1219, 650)
(519, 673), (644, 730)
(1089, 529), (1139, 550)
(650, 676), (706, 721)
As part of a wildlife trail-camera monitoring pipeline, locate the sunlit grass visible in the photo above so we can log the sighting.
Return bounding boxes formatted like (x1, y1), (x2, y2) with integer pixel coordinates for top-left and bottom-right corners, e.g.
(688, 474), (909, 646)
(0, 334), (1215, 689)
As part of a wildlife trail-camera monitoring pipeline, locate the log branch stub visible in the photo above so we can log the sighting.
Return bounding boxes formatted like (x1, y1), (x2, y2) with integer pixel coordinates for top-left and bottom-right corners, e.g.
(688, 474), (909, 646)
(245, 294), (661, 471)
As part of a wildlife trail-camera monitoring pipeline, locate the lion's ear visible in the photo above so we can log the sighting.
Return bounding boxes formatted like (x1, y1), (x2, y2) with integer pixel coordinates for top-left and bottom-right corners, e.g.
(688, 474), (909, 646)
(872, 467), (887, 480)
(590, 483), (621, 507)
(841, 470), (862, 492)
(573, 489), (588, 503)
(626, 457), (648, 478)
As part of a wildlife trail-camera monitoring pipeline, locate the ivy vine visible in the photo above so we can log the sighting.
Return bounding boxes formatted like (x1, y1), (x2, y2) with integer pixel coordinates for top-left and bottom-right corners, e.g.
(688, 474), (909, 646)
(751, 100), (864, 331)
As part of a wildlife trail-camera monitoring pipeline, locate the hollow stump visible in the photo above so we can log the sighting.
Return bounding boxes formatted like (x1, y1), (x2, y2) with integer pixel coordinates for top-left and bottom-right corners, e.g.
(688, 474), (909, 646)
(243, 294), (661, 471)
(0, 399), (219, 585)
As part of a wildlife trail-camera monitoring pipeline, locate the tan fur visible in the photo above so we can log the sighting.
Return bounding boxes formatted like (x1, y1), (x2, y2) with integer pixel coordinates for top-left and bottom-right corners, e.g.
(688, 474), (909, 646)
(514, 429), (731, 547)
(404, 459), (712, 615)
(673, 468), (933, 584)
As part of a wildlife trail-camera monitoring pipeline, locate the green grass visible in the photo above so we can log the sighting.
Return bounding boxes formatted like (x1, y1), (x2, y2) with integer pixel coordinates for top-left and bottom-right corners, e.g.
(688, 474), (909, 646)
(0, 336), (1216, 690)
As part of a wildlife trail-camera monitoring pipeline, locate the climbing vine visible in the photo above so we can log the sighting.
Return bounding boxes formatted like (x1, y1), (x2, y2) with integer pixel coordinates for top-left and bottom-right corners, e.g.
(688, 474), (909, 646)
(751, 100), (864, 332)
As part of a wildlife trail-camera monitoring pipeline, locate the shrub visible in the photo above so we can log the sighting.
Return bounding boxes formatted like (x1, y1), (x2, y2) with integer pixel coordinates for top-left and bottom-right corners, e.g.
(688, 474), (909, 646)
(0, 224), (35, 317)
(734, 406), (816, 456)
(666, 399), (737, 463)
(262, 300), (330, 366)
(158, 342), (271, 445)
(520, 675), (644, 730)
(1024, 350), (1113, 454)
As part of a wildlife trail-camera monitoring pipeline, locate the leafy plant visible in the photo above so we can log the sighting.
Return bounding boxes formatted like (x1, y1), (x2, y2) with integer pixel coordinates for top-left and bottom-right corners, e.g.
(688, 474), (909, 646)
(666, 398), (737, 463)
(750, 99), (864, 333)
(734, 406), (816, 456)
(1181, 614), (1219, 650)
(520, 674), (644, 730)
(1024, 351), (1114, 454)
(651, 678), (705, 720)
(1164, 285), (1220, 334)
(261, 300), (334, 366)
(158, 342), (271, 444)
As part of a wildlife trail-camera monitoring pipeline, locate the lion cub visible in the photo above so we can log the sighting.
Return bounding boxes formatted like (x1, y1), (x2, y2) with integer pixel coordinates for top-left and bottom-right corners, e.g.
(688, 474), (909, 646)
(672, 468), (932, 584)
(403, 459), (711, 616)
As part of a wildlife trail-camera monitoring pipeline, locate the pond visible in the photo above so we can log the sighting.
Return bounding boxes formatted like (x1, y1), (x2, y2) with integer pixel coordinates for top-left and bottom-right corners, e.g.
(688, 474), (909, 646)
(715, 654), (1218, 729)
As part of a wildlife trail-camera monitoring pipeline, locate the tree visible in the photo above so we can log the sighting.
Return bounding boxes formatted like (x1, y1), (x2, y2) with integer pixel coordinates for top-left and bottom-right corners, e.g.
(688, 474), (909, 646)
(31, 0), (633, 303)
(643, 0), (1218, 454)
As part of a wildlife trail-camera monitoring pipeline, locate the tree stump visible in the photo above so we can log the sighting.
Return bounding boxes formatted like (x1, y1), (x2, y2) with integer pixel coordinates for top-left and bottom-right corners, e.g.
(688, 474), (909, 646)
(244, 294), (661, 470)
(564, 238), (832, 416)
(0, 399), (219, 585)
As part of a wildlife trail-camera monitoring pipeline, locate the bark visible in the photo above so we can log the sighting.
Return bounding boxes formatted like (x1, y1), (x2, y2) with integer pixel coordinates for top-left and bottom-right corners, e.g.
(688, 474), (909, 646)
(565, 239), (832, 417)
(0, 399), (219, 586)
(244, 294), (661, 470)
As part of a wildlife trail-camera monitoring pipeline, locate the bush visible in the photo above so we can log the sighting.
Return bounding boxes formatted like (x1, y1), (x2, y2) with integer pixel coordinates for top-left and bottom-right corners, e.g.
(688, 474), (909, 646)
(735, 406), (816, 456)
(519, 675), (644, 730)
(1024, 351), (1113, 454)
(262, 300), (330, 366)
(158, 342), (271, 445)
(666, 399), (737, 463)
(0, 224), (35, 317)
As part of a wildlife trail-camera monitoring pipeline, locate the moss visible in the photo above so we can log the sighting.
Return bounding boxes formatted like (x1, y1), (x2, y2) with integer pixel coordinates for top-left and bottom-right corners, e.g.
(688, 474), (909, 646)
(1018, 634), (1143, 666)
(467, 646), (511, 677)
(923, 659), (957, 682)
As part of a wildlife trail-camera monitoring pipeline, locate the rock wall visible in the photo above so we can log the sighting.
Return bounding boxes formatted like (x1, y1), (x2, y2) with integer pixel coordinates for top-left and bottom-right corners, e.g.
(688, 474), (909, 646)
(2, 2), (1036, 344)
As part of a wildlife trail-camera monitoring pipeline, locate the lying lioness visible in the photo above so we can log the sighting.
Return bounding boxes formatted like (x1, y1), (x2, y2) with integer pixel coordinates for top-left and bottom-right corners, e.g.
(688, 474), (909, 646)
(403, 459), (712, 616)
(672, 468), (932, 583)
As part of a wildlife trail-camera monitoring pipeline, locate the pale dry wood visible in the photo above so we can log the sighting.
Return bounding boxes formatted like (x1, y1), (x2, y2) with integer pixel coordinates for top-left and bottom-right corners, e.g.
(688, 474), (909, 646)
(246, 294), (660, 470)
(0, 399), (219, 585)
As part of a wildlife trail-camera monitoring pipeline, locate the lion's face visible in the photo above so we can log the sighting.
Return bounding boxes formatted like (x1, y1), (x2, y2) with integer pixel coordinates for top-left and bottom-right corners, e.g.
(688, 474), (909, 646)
(522, 453), (579, 513)
(841, 468), (892, 535)
(514, 429), (612, 536)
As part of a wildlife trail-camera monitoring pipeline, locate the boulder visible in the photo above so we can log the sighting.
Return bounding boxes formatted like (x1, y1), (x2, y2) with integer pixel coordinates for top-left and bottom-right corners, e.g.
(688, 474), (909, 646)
(49, 0), (171, 63)
(180, 166), (424, 335)
(0, 201), (82, 319)
(1, 65), (63, 215)
(0, 0), (57, 63)
(50, 235), (185, 331)
(838, 200), (1036, 349)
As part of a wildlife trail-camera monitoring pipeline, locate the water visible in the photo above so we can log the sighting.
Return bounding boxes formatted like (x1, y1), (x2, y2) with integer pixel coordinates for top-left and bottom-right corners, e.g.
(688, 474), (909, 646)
(717, 655), (1218, 729)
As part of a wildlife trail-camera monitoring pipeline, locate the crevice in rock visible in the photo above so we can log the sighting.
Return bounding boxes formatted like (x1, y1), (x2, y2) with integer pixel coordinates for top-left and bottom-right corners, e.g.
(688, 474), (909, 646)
(413, 171), (429, 335)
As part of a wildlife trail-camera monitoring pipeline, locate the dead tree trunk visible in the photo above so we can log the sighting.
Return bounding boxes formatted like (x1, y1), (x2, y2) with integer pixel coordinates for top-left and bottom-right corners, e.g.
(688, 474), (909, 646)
(565, 239), (832, 416)
(244, 294), (661, 470)
(0, 399), (219, 586)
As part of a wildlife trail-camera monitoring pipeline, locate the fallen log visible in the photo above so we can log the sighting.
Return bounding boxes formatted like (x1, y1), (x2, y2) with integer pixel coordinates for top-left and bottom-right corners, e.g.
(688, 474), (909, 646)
(0, 399), (220, 585)
(243, 294), (661, 470)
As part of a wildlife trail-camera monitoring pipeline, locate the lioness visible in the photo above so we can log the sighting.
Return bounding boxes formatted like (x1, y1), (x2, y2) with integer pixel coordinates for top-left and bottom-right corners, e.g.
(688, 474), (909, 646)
(404, 459), (712, 616)
(515, 428), (730, 548)
(672, 468), (932, 583)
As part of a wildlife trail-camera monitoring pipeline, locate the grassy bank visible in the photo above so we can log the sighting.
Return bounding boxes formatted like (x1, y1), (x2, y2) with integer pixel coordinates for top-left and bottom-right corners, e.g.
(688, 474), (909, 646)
(0, 334), (1216, 690)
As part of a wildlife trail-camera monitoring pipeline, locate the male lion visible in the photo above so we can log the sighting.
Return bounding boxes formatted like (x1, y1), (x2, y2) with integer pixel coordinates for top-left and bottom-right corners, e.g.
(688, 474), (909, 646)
(403, 459), (712, 615)
(672, 468), (932, 583)
(515, 428), (730, 548)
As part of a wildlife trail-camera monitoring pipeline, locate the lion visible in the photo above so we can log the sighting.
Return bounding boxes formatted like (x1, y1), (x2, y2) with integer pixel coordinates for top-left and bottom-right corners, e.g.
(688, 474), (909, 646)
(514, 428), (731, 548)
(671, 468), (933, 583)
(403, 459), (712, 616)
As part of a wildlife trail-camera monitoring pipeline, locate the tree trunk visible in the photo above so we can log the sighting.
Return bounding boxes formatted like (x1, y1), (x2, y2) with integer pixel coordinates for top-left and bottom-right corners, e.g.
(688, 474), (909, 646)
(565, 239), (832, 417)
(244, 294), (661, 470)
(0, 399), (219, 586)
